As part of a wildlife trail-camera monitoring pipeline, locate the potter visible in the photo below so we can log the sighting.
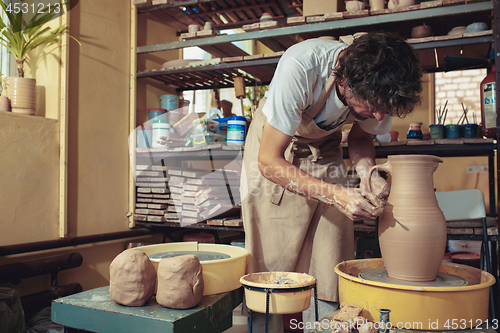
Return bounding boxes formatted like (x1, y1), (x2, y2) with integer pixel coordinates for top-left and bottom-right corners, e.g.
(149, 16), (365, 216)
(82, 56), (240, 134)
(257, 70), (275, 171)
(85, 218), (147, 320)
(367, 155), (447, 281)
(241, 32), (423, 332)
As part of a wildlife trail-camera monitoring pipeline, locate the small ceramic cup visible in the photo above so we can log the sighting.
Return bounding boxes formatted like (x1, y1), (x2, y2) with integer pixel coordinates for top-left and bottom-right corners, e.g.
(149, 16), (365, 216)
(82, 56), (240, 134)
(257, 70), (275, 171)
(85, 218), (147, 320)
(188, 24), (200, 33)
(445, 124), (462, 138)
(346, 0), (366, 12)
(463, 124), (479, 138)
(388, 0), (414, 9)
(389, 130), (399, 142)
(369, 0), (385, 11)
(429, 124), (444, 139)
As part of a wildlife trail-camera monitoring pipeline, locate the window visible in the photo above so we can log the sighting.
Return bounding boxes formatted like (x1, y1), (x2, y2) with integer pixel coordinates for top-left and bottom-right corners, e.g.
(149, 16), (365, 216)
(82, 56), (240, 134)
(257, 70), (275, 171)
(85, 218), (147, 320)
(0, 0), (15, 82)
(434, 69), (487, 125)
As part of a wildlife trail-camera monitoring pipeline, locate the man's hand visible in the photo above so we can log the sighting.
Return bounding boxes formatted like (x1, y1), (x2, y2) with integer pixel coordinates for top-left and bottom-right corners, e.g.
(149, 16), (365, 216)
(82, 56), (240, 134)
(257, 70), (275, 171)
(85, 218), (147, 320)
(311, 185), (385, 221)
(359, 170), (390, 202)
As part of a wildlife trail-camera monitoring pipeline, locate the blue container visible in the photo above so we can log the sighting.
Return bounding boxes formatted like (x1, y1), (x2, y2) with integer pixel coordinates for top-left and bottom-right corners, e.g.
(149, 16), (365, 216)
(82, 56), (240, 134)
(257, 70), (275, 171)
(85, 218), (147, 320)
(406, 128), (423, 140)
(227, 116), (246, 146)
(160, 94), (179, 111)
(429, 124), (444, 139)
(463, 124), (479, 138)
(148, 108), (167, 126)
(379, 309), (391, 333)
(445, 124), (462, 138)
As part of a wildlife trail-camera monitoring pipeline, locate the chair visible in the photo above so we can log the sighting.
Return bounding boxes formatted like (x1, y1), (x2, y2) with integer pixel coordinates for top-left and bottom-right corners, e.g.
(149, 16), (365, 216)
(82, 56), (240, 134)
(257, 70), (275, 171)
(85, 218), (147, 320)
(435, 189), (495, 319)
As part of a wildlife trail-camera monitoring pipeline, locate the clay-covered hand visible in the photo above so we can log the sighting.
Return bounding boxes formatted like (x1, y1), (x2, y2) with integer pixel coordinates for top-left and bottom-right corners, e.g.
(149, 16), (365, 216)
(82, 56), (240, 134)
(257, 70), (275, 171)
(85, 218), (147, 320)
(317, 186), (385, 221)
(360, 171), (390, 202)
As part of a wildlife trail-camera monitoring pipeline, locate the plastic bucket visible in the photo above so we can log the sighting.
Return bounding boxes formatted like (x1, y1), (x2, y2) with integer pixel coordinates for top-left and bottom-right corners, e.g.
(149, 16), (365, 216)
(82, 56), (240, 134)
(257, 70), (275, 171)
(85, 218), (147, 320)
(160, 94), (180, 111)
(227, 116), (246, 146)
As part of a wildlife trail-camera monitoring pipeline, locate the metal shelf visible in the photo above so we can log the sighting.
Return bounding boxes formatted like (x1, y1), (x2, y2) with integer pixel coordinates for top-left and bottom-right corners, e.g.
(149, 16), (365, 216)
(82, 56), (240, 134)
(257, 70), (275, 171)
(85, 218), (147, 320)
(137, 58), (278, 90)
(136, 1), (493, 88)
(137, 2), (492, 54)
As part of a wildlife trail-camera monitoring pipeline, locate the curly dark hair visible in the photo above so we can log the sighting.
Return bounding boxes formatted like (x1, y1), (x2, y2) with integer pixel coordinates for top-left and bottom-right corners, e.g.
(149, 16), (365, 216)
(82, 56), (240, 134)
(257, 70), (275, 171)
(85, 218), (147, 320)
(333, 31), (423, 118)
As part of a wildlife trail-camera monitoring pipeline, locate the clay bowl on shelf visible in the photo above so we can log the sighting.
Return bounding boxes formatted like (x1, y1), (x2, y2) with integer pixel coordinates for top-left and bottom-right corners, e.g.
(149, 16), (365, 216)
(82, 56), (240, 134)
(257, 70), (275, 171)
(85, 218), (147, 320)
(448, 26), (466, 36)
(411, 25), (433, 38)
(465, 22), (488, 33)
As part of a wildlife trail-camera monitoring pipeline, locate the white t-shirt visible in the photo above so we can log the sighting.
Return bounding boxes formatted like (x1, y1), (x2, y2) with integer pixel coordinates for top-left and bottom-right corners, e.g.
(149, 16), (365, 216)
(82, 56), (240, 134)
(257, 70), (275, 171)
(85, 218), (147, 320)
(262, 38), (392, 137)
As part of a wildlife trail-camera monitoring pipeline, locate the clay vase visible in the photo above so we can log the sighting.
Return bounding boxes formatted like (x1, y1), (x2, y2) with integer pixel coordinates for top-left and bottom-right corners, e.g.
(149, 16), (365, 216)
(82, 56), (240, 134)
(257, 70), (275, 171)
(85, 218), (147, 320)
(368, 154), (447, 282)
(3, 77), (36, 115)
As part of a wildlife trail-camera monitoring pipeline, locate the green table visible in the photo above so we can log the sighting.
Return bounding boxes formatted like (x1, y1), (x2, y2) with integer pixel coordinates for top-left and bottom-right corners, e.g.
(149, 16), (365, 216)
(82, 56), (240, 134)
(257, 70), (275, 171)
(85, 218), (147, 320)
(51, 286), (243, 333)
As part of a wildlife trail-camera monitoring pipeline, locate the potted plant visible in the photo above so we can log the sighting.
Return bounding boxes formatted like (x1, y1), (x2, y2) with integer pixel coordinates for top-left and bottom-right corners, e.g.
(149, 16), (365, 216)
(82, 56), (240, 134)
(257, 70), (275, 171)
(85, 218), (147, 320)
(0, 2), (78, 115)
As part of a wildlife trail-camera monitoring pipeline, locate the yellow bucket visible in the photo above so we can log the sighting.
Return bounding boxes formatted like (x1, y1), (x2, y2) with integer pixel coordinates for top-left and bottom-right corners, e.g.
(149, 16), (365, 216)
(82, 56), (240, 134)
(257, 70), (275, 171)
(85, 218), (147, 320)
(133, 242), (249, 296)
(335, 258), (494, 330)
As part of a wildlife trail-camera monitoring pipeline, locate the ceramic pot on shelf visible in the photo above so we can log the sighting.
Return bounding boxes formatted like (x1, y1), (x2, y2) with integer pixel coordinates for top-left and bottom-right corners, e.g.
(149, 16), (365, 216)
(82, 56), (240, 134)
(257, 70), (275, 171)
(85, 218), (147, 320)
(345, 0), (366, 12)
(367, 154), (447, 282)
(388, 0), (414, 9)
(3, 77), (36, 115)
(369, 0), (385, 11)
(407, 121), (423, 140)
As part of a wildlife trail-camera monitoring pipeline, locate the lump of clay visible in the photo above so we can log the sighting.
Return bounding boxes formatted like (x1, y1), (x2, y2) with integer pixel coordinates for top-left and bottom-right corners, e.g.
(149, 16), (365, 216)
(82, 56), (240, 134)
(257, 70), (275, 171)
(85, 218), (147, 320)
(334, 302), (363, 322)
(109, 249), (156, 307)
(156, 254), (204, 309)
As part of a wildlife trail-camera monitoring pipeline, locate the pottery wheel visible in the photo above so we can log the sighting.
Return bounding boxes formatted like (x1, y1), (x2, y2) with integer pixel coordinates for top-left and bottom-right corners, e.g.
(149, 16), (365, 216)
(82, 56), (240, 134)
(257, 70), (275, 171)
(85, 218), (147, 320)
(148, 251), (231, 261)
(358, 268), (468, 287)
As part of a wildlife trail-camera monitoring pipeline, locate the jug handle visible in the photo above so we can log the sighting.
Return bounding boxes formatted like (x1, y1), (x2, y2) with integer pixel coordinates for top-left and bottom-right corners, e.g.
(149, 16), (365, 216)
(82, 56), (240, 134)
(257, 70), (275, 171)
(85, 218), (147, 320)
(366, 162), (391, 193)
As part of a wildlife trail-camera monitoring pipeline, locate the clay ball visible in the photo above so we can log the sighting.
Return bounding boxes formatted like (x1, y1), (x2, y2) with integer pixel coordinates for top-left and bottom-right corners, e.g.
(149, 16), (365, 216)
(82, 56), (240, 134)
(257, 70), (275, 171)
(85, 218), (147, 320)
(109, 249), (156, 307)
(156, 254), (204, 309)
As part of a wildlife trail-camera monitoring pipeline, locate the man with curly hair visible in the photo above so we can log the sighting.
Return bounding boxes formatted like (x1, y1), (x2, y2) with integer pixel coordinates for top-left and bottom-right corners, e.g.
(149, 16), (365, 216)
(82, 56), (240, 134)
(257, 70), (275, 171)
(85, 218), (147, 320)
(240, 31), (423, 332)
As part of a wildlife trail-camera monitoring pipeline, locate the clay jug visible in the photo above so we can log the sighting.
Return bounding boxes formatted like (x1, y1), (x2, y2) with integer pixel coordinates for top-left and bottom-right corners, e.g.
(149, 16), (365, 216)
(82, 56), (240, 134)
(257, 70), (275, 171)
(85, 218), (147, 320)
(368, 154), (446, 282)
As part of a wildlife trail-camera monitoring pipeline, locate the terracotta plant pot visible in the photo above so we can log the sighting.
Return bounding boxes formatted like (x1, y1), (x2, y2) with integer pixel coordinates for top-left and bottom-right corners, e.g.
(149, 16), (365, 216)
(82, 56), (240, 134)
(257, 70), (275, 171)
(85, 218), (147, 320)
(368, 154), (447, 282)
(3, 77), (36, 115)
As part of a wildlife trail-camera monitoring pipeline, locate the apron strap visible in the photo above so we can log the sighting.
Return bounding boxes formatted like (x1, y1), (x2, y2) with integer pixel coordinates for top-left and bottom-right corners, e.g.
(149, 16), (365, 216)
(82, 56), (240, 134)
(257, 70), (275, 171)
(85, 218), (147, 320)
(302, 70), (336, 120)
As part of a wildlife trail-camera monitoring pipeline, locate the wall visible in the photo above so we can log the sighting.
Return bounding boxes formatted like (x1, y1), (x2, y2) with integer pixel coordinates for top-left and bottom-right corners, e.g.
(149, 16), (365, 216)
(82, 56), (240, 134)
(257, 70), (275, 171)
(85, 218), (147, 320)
(0, 11), (66, 246)
(66, 0), (133, 237)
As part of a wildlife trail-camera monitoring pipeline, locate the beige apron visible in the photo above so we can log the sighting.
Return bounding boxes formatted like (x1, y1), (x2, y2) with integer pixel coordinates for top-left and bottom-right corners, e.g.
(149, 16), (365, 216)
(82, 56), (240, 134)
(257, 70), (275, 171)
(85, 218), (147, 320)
(241, 75), (356, 302)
